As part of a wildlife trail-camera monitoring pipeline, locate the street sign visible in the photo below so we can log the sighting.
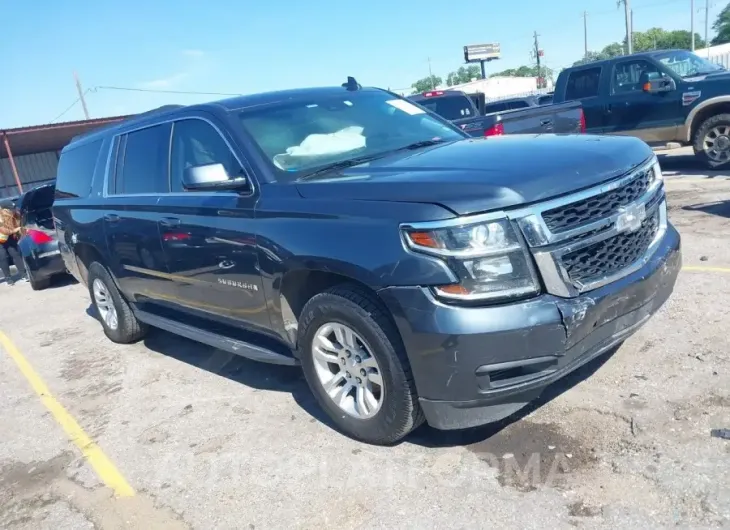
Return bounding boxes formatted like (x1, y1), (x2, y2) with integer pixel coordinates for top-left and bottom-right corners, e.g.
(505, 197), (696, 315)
(463, 43), (501, 63)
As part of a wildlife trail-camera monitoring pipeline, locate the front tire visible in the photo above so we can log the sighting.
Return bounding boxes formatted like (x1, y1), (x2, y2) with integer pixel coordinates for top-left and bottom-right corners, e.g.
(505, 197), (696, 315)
(87, 262), (147, 344)
(693, 113), (730, 168)
(298, 285), (424, 444)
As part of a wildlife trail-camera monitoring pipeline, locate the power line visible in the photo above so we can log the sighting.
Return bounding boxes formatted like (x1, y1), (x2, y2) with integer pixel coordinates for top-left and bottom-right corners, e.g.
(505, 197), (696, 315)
(49, 91), (88, 123)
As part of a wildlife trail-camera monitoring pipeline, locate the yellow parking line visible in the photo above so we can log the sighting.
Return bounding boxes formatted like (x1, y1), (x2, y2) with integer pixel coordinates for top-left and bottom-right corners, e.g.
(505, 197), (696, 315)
(683, 266), (730, 273)
(0, 330), (135, 497)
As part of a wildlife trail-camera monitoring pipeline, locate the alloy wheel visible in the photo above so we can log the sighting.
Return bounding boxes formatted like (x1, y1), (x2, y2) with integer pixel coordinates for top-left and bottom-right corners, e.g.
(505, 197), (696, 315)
(92, 278), (119, 330)
(703, 125), (730, 163)
(311, 322), (384, 419)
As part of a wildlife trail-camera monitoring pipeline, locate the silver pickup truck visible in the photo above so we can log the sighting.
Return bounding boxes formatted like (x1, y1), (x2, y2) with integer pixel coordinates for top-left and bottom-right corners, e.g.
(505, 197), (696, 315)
(409, 89), (585, 137)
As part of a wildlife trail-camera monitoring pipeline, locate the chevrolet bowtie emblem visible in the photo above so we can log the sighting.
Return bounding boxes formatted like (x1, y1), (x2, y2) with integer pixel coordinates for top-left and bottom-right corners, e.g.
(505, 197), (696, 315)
(615, 203), (646, 233)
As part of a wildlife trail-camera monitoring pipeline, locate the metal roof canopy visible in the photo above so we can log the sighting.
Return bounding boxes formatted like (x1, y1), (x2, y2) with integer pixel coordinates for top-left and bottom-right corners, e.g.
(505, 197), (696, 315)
(0, 115), (131, 157)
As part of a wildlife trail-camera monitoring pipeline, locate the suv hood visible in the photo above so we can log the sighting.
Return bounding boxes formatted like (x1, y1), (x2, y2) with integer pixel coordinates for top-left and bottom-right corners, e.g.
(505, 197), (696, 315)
(295, 135), (654, 216)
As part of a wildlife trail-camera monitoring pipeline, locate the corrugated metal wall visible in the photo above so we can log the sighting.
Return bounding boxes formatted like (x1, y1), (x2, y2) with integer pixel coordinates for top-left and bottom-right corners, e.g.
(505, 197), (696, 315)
(0, 151), (59, 197)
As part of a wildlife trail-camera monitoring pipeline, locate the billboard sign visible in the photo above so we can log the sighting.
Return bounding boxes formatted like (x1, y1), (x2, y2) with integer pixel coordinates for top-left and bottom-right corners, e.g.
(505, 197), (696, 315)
(463, 43), (501, 63)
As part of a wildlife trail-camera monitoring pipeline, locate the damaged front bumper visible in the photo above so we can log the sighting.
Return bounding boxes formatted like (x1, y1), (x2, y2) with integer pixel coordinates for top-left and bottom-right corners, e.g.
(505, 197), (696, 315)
(378, 224), (681, 431)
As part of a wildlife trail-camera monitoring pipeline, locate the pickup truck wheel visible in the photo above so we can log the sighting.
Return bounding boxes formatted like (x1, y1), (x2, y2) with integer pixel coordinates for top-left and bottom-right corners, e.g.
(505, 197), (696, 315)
(87, 262), (147, 344)
(298, 285), (424, 445)
(693, 114), (730, 168)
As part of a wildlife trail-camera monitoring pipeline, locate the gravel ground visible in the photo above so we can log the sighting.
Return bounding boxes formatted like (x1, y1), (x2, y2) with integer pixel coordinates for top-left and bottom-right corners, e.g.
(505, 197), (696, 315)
(1, 152), (729, 529)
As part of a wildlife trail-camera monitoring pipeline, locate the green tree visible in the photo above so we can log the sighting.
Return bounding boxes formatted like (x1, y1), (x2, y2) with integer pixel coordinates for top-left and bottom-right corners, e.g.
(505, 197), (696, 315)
(411, 75), (442, 93)
(491, 65), (554, 80)
(446, 65), (482, 86)
(574, 28), (705, 66)
(712, 3), (730, 45)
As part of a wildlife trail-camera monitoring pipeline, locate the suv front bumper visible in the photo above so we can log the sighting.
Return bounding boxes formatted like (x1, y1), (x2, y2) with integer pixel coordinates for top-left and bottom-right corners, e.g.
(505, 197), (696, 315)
(378, 224), (681, 430)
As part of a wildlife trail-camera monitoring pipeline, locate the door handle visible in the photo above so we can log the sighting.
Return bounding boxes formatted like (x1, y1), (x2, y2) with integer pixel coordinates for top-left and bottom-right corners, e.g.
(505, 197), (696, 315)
(160, 217), (181, 227)
(104, 214), (120, 223)
(540, 118), (553, 126)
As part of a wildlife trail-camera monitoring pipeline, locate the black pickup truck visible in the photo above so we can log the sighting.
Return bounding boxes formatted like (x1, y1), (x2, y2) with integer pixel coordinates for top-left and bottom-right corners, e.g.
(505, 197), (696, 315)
(553, 49), (730, 167)
(409, 89), (584, 136)
(53, 81), (680, 444)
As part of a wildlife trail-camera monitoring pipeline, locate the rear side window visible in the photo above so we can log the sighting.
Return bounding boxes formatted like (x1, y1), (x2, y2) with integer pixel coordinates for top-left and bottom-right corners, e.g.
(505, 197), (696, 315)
(565, 67), (602, 100)
(113, 124), (171, 195)
(55, 140), (103, 199)
(483, 102), (509, 114)
(507, 100), (530, 110)
(415, 95), (474, 120)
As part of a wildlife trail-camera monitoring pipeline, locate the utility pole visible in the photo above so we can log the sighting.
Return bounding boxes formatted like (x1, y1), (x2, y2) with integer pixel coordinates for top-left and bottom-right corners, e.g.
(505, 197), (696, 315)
(427, 57), (435, 89)
(705, 0), (710, 54)
(689, 0), (695, 51)
(629, 9), (632, 51)
(583, 11), (588, 59)
(73, 71), (90, 120)
(533, 31), (542, 89)
(618, 0), (633, 54)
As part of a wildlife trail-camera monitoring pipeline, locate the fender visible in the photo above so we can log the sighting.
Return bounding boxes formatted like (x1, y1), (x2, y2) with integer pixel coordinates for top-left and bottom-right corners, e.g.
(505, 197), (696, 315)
(683, 96), (730, 142)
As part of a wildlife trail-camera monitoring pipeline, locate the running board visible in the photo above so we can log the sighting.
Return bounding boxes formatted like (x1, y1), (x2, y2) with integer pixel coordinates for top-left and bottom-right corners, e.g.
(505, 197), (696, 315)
(134, 310), (299, 366)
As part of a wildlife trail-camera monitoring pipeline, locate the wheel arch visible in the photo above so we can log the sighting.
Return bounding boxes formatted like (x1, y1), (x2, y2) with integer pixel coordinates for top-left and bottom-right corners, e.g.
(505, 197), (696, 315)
(73, 242), (105, 287)
(685, 97), (730, 143)
(276, 267), (395, 349)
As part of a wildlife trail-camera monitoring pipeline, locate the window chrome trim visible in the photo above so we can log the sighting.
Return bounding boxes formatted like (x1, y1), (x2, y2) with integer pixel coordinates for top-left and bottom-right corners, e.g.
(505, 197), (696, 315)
(101, 115), (256, 199)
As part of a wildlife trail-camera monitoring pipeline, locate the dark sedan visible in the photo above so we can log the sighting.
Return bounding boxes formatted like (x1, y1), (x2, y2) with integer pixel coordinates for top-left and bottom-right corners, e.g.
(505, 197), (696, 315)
(16, 183), (68, 290)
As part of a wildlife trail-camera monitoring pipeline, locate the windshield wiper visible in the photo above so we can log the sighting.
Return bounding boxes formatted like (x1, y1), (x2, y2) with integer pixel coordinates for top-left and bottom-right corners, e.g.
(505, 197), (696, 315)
(298, 154), (385, 180)
(298, 140), (447, 181)
(391, 139), (446, 152)
(684, 69), (725, 77)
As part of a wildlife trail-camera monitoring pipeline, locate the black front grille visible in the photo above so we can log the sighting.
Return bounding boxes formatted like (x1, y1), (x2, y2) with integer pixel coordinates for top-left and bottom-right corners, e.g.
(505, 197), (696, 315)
(561, 209), (660, 285)
(542, 166), (654, 233)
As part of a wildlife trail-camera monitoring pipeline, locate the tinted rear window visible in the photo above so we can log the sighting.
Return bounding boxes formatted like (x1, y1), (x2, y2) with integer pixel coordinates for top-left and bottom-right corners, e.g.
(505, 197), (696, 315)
(509, 100), (530, 109)
(483, 102), (509, 114)
(113, 124), (171, 195)
(414, 95), (474, 120)
(565, 67), (602, 100)
(56, 140), (103, 199)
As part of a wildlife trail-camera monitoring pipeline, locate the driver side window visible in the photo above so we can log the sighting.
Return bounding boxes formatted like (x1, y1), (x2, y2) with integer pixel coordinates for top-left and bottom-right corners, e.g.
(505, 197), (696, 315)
(612, 60), (660, 94)
(170, 118), (243, 192)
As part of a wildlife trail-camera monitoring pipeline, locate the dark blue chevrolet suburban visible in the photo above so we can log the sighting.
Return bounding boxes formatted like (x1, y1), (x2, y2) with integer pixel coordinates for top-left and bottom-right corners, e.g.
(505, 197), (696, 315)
(52, 81), (681, 444)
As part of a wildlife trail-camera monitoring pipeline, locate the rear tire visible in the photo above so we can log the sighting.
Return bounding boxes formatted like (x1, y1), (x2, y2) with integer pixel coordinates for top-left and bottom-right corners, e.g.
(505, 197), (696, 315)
(23, 258), (50, 291)
(298, 284), (424, 445)
(87, 262), (147, 344)
(693, 113), (730, 169)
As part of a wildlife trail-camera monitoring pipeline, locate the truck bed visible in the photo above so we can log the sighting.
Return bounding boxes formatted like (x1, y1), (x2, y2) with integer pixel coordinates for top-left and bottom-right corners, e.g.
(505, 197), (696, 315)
(454, 100), (584, 137)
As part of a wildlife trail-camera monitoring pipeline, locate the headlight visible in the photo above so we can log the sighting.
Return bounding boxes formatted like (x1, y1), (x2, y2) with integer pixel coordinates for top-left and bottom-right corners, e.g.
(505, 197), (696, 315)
(402, 216), (540, 302)
(651, 157), (663, 184)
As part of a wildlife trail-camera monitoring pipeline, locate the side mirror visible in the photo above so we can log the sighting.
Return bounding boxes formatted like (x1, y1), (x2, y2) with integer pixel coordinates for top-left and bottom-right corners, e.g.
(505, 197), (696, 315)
(641, 72), (676, 94)
(182, 163), (248, 191)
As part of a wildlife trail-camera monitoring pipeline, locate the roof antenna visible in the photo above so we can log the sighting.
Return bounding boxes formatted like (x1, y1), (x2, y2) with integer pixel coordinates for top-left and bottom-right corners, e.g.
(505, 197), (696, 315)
(342, 76), (361, 91)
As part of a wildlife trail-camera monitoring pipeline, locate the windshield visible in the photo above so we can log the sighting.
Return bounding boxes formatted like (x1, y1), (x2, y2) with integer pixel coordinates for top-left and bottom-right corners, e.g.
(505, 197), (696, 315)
(412, 95), (476, 121)
(237, 90), (465, 181)
(655, 50), (725, 78)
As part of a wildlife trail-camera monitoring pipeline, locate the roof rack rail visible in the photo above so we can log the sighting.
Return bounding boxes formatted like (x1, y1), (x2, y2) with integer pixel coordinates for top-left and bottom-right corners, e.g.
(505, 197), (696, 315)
(133, 104), (185, 118)
(71, 104), (186, 143)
